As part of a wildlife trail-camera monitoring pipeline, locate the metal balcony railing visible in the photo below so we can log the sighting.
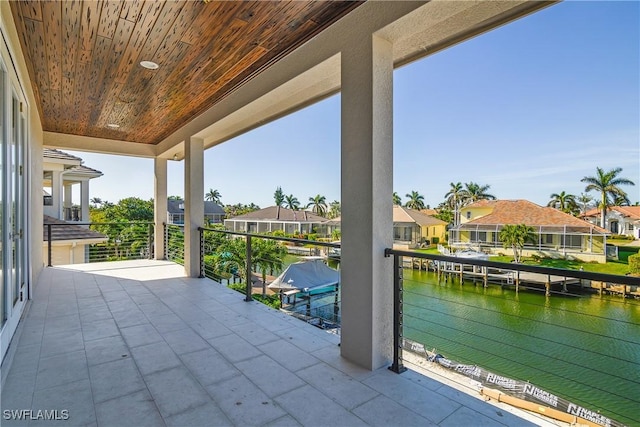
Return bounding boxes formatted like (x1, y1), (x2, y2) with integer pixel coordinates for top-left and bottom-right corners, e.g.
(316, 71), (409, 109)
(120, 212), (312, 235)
(385, 248), (640, 427)
(45, 222), (154, 266)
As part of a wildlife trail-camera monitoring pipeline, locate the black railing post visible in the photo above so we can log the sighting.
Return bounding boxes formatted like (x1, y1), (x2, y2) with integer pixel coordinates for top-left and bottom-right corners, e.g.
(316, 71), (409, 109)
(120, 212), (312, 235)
(245, 235), (252, 302)
(199, 228), (205, 278)
(390, 252), (407, 374)
(47, 223), (52, 267)
(148, 223), (154, 260)
(163, 223), (168, 260)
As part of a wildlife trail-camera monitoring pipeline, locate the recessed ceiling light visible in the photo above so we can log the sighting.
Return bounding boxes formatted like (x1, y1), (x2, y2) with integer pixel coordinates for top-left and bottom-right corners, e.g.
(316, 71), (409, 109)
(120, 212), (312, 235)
(140, 60), (159, 70)
(107, 123), (120, 129)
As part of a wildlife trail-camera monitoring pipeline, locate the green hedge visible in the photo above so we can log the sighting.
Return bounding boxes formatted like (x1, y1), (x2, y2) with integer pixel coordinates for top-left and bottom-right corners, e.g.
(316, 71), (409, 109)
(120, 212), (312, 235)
(629, 254), (640, 275)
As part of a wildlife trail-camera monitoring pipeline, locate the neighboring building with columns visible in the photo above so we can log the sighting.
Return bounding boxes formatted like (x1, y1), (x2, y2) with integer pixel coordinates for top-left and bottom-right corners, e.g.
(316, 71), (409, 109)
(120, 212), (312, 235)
(42, 149), (106, 265)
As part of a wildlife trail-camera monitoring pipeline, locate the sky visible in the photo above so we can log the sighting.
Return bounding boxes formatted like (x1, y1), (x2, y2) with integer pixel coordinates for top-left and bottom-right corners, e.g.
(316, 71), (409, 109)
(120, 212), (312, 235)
(69, 1), (640, 209)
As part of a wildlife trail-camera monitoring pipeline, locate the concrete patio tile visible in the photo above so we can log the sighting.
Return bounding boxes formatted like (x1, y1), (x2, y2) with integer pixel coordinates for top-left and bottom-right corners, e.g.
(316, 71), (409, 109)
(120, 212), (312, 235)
(264, 415), (303, 427)
(130, 341), (182, 376)
(137, 302), (174, 318)
(40, 330), (84, 357)
(312, 345), (377, 381)
(439, 405), (533, 427)
(165, 401), (232, 427)
(352, 394), (435, 427)
(102, 290), (131, 302)
(143, 366), (211, 418)
(205, 375), (286, 426)
(362, 369), (462, 424)
(81, 318), (119, 342)
(273, 326), (335, 353)
(94, 389), (165, 427)
(84, 335), (130, 366)
(43, 313), (81, 335)
(1, 368), (36, 410)
(257, 339), (321, 372)
(161, 328), (210, 355)
(31, 379), (96, 426)
(89, 358), (146, 403)
(35, 350), (88, 391)
(120, 323), (162, 348)
(111, 308), (149, 328)
(146, 313), (189, 334)
(207, 333), (263, 363)
(180, 348), (241, 386)
(226, 321), (280, 346)
(235, 355), (306, 398)
(7, 343), (41, 374)
(78, 306), (113, 323)
(275, 385), (368, 427)
(295, 363), (379, 410)
(16, 325), (44, 347)
(187, 318), (232, 340)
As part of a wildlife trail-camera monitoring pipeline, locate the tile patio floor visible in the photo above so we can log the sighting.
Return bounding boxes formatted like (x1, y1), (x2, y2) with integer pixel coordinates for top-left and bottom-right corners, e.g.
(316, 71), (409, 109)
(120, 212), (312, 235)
(1, 260), (551, 426)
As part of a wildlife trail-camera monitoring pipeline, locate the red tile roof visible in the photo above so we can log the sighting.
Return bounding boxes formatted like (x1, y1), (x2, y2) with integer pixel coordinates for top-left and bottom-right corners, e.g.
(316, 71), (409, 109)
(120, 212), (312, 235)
(462, 200), (608, 233)
(581, 206), (640, 220)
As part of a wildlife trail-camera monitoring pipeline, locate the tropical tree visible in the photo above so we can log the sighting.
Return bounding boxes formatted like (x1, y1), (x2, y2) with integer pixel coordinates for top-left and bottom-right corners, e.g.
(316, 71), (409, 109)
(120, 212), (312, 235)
(327, 200), (341, 219)
(444, 182), (465, 226)
(253, 239), (286, 296)
(581, 167), (635, 228)
(463, 182), (496, 204)
(404, 190), (425, 210)
(285, 194), (300, 211)
(392, 192), (402, 206)
(205, 188), (222, 204)
(90, 197), (103, 208)
(274, 186), (285, 207)
(224, 203), (260, 218)
(499, 224), (537, 263)
(168, 195), (182, 201)
(307, 194), (327, 216)
(547, 191), (579, 215)
(577, 193), (593, 215)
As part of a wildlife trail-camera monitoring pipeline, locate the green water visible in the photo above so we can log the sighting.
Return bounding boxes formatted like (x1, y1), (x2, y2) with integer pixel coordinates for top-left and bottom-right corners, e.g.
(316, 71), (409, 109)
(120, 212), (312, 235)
(403, 269), (640, 426)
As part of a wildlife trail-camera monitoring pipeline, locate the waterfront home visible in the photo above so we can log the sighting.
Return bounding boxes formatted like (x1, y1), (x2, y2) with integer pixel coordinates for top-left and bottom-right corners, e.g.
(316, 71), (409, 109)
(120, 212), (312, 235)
(449, 200), (610, 262)
(393, 206), (448, 249)
(167, 199), (225, 226)
(224, 206), (325, 235)
(580, 206), (640, 239)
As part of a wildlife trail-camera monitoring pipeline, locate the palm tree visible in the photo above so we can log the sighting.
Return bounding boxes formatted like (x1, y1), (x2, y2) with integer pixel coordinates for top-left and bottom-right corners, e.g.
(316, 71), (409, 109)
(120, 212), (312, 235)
(404, 191), (425, 210)
(253, 239), (286, 296)
(577, 193), (593, 215)
(392, 192), (402, 206)
(90, 197), (103, 208)
(307, 194), (328, 216)
(499, 224), (536, 263)
(284, 194), (300, 211)
(205, 188), (222, 204)
(274, 186), (285, 207)
(444, 182), (465, 226)
(327, 200), (341, 219)
(581, 167), (635, 228)
(547, 191), (578, 215)
(463, 182), (496, 203)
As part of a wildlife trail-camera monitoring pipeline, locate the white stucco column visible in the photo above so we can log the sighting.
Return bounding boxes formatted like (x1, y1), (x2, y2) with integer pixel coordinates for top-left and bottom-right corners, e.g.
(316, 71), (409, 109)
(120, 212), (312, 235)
(340, 35), (394, 370)
(80, 180), (89, 222)
(52, 170), (63, 219)
(63, 184), (72, 210)
(154, 157), (168, 260)
(184, 137), (204, 277)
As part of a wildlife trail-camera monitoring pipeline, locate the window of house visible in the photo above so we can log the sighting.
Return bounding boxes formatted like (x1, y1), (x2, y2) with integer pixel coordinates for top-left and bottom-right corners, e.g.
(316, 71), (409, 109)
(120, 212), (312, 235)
(466, 211), (471, 219)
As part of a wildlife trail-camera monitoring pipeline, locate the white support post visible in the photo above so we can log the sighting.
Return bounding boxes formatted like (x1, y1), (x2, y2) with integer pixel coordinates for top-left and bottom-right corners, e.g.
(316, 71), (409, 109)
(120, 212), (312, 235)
(80, 180), (89, 222)
(184, 137), (204, 277)
(154, 157), (168, 260)
(340, 35), (394, 370)
(52, 170), (63, 219)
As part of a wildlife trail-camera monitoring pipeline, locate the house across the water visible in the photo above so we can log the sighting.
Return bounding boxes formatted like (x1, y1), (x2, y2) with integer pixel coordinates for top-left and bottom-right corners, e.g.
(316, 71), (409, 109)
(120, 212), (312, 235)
(449, 199), (610, 263)
(581, 206), (640, 239)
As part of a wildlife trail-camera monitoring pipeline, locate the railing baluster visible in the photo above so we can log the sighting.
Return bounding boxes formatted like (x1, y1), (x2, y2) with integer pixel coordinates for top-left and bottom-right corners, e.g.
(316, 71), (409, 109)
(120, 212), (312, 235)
(47, 223), (52, 267)
(199, 227), (205, 278)
(245, 235), (252, 302)
(390, 253), (406, 374)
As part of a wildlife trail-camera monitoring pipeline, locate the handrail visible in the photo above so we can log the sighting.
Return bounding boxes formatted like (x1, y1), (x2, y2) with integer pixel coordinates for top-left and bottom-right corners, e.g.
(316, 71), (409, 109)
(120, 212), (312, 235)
(384, 248), (640, 286)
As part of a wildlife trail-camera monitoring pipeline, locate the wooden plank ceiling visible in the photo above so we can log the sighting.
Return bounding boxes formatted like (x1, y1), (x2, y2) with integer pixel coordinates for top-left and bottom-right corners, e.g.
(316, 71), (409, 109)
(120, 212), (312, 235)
(10, 0), (362, 145)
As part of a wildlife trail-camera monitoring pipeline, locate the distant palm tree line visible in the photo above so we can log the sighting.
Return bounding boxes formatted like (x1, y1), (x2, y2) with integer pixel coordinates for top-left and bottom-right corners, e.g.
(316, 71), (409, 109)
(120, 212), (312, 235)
(182, 167), (636, 223)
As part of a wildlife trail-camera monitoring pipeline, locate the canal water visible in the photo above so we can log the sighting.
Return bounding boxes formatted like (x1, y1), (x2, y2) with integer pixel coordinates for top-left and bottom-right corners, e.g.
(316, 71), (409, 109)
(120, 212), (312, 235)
(402, 268), (640, 426)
